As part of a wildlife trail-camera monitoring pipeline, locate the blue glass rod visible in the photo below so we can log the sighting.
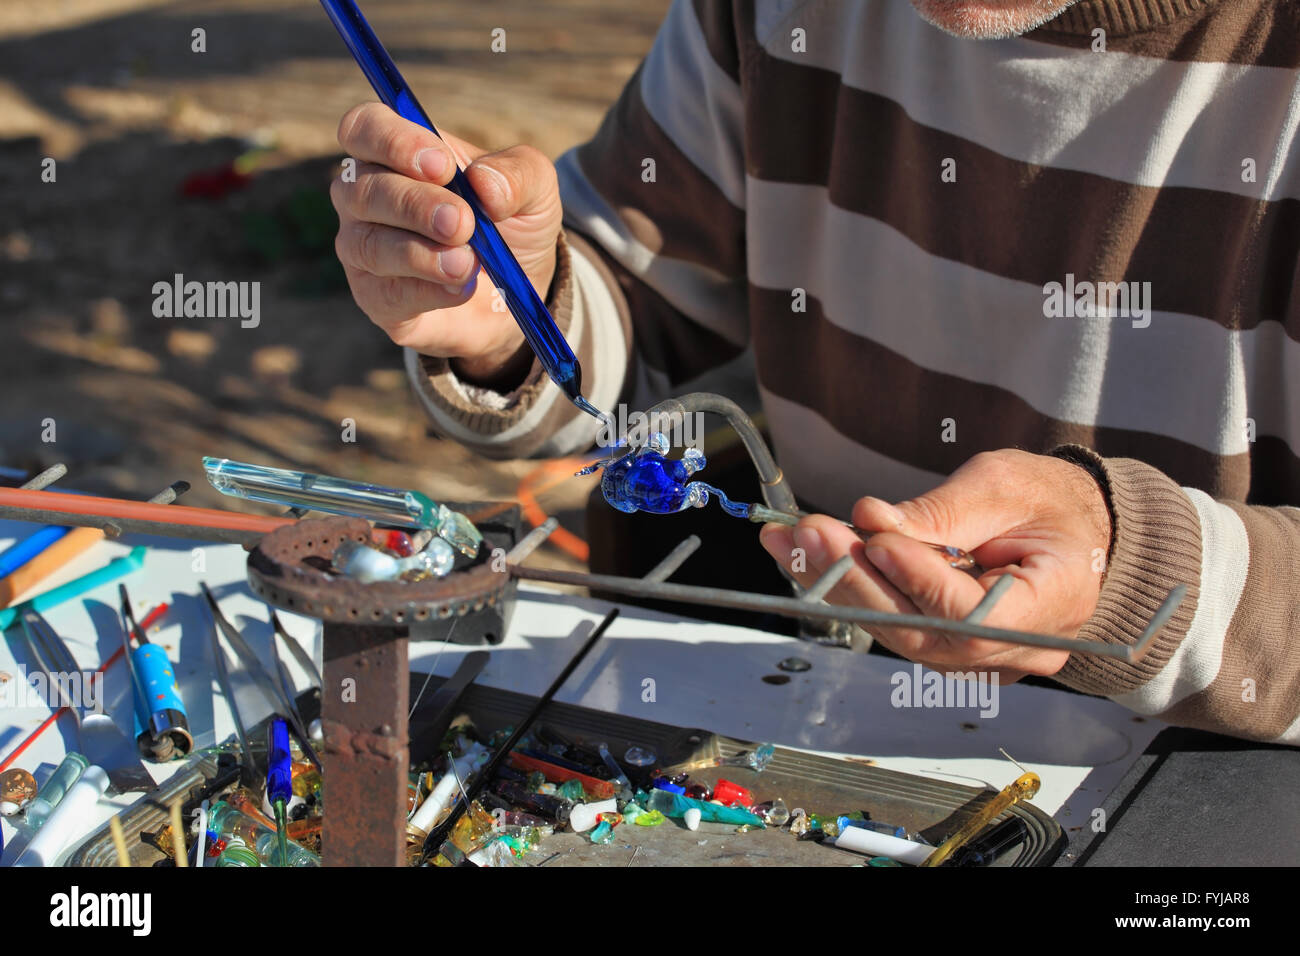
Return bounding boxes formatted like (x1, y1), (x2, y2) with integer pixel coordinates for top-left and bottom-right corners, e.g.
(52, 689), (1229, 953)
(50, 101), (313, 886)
(319, 0), (606, 423)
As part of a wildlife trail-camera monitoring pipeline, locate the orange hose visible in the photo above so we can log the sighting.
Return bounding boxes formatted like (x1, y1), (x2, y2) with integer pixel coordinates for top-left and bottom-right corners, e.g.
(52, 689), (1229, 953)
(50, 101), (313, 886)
(0, 488), (294, 536)
(515, 458), (595, 562)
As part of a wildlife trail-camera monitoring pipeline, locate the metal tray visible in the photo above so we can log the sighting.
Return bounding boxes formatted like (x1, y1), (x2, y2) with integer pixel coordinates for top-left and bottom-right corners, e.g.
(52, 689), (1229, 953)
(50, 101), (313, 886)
(411, 676), (1065, 867)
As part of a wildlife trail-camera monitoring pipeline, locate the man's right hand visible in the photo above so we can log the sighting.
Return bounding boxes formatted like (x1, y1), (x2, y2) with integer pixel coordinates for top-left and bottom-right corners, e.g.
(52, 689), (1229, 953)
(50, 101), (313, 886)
(331, 102), (563, 386)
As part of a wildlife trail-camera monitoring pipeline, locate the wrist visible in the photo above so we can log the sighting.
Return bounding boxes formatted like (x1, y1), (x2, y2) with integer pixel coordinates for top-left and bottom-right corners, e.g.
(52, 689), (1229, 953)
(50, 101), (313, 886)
(450, 335), (533, 391)
(1051, 445), (1115, 567)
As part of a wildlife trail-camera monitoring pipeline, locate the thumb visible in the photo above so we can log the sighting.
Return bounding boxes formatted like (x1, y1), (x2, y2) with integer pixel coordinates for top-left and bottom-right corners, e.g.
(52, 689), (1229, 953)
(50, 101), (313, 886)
(463, 144), (559, 224)
(853, 458), (1021, 551)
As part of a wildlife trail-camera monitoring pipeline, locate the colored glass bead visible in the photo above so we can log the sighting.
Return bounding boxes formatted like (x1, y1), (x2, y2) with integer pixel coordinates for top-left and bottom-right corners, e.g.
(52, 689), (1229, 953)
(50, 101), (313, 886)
(590, 821), (615, 844)
(653, 777), (686, 795)
(623, 746), (657, 767)
(215, 845), (261, 867)
(717, 743), (776, 772)
(557, 779), (587, 802)
(765, 798), (790, 826)
(634, 810), (666, 827)
(713, 779), (754, 807)
(685, 783), (713, 801)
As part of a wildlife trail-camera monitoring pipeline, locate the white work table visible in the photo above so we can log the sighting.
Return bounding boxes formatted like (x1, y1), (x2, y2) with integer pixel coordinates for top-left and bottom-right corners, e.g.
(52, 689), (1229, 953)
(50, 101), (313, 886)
(0, 521), (1158, 865)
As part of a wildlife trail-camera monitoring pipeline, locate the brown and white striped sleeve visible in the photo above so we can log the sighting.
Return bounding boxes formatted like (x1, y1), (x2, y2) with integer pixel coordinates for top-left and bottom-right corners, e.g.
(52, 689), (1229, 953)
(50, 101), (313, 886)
(1053, 446), (1300, 745)
(406, 0), (750, 458)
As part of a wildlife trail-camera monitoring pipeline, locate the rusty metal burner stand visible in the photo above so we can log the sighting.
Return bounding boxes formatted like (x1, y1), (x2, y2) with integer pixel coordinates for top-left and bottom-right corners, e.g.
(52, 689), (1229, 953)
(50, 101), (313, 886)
(246, 511), (534, 866)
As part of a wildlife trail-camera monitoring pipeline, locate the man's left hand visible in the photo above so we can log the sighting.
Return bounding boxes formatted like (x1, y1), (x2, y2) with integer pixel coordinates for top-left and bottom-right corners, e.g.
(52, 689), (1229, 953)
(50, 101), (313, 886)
(758, 449), (1113, 682)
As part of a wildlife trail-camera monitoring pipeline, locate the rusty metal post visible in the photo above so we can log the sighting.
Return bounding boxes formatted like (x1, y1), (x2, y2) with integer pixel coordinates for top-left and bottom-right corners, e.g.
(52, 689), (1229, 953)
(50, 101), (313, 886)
(320, 623), (409, 867)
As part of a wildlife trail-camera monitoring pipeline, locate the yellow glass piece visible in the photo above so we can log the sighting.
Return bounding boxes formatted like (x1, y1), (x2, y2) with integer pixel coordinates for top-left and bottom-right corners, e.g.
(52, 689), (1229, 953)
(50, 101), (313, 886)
(920, 771), (1040, 868)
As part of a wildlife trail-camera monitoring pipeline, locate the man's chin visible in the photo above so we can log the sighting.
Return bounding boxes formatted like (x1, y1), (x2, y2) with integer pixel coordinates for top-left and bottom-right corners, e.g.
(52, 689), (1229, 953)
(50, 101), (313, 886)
(908, 0), (1078, 39)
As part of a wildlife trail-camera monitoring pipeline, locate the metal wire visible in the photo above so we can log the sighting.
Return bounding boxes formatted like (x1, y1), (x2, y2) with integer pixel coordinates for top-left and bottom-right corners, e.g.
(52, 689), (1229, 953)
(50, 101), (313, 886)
(507, 524), (1185, 662)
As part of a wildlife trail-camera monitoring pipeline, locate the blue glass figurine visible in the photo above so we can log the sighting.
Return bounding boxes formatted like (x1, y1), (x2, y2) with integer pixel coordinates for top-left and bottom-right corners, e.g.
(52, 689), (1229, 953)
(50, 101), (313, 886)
(577, 433), (750, 518)
(579, 432), (983, 572)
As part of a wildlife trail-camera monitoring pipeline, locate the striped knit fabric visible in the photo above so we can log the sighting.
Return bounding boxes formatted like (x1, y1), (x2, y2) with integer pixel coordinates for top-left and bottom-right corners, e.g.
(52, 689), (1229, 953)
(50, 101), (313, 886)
(406, 0), (1300, 743)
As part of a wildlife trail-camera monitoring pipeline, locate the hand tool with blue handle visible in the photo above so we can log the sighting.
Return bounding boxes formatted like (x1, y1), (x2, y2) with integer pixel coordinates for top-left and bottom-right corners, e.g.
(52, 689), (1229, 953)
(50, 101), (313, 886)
(266, 716), (294, 867)
(119, 583), (193, 762)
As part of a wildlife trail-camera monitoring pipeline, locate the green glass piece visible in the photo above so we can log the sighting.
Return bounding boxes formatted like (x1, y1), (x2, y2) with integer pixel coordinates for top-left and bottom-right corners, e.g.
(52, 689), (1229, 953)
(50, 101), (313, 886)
(622, 802), (646, 823)
(434, 504), (483, 557)
(634, 809), (666, 827)
(557, 779), (587, 803)
(589, 820), (615, 844)
(526, 771), (547, 792)
(646, 789), (765, 828)
(215, 845), (261, 867)
(869, 856), (902, 867)
(808, 813), (825, 830)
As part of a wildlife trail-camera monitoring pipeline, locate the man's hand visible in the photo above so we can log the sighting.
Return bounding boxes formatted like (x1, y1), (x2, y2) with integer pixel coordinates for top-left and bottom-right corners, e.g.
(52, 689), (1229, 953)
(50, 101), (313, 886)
(758, 449), (1113, 682)
(330, 103), (564, 386)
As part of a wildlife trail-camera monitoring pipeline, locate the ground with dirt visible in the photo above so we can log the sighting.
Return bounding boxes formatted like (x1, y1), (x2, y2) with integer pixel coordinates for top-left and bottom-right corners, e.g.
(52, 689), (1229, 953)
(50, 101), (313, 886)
(0, 0), (670, 568)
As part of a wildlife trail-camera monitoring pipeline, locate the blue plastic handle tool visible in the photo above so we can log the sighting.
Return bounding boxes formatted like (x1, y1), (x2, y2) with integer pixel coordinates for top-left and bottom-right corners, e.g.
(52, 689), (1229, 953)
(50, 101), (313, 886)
(267, 717), (294, 807)
(0, 547), (145, 631)
(0, 525), (72, 578)
(120, 584), (192, 760)
(319, 0), (606, 423)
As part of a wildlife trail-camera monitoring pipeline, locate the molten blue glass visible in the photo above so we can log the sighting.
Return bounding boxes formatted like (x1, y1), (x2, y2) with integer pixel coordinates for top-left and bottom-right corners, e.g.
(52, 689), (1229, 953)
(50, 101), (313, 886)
(577, 433), (752, 518)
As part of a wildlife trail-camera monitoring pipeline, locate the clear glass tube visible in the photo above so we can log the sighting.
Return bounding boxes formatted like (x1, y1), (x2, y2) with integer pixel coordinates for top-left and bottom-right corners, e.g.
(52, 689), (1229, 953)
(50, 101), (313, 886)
(203, 458), (481, 556)
(26, 751), (88, 830)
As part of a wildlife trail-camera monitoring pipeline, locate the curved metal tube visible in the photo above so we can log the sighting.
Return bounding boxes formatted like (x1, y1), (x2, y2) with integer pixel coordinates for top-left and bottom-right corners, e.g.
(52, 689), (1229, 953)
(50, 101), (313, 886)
(645, 392), (797, 513)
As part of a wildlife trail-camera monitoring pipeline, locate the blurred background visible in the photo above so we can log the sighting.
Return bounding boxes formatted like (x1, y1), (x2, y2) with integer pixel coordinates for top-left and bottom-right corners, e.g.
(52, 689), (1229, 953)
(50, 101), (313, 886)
(0, 0), (671, 572)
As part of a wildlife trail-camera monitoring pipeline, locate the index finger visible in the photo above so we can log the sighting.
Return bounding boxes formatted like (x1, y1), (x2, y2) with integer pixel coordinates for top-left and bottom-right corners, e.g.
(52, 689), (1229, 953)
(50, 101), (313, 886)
(337, 102), (464, 184)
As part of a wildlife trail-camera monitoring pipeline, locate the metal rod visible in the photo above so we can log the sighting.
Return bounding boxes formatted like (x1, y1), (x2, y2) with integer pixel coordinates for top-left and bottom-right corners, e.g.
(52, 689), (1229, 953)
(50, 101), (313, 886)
(964, 574), (1015, 624)
(508, 564), (1183, 662)
(21, 464), (67, 491)
(643, 535), (701, 583)
(1135, 583), (1188, 648)
(505, 518), (558, 563)
(204, 600), (258, 788)
(801, 555), (854, 603)
(645, 393), (796, 512)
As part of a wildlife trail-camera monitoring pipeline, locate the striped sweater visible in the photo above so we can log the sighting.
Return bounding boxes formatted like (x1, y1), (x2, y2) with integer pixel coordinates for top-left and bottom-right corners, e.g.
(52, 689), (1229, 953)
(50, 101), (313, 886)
(406, 0), (1300, 744)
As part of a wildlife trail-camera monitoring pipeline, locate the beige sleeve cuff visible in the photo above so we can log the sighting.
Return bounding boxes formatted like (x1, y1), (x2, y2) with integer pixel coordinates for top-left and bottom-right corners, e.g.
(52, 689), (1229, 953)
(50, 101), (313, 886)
(1049, 444), (1203, 697)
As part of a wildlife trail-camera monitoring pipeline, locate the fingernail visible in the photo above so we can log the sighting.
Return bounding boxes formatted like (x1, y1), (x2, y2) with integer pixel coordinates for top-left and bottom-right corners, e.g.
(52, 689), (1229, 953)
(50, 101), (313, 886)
(793, 526), (826, 567)
(415, 147), (447, 179)
(439, 246), (474, 280)
(442, 273), (478, 298)
(866, 497), (906, 527)
(432, 203), (460, 240)
(476, 162), (509, 200)
(866, 546), (897, 579)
